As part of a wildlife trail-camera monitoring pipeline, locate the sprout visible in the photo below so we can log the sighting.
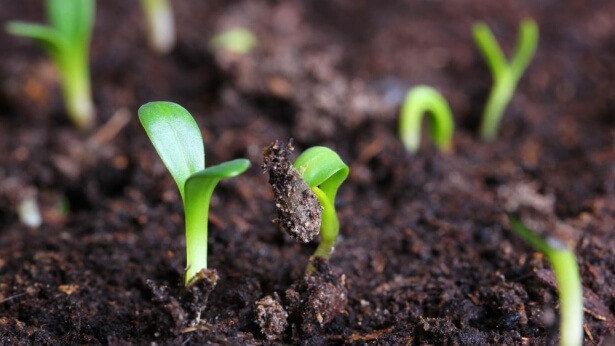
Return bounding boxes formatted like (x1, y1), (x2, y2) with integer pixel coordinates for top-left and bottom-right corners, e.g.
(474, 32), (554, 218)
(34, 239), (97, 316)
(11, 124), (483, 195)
(473, 19), (539, 141)
(139, 0), (175, 54)
(138, 101), (250, 286)
(509, 216), (583, 346)
(294, 147), (349, 269)
(6, 0), (96, 130)
(398, 85), (454, 154)
(263, 141), (349, 274)
(209, 27), (258, 54)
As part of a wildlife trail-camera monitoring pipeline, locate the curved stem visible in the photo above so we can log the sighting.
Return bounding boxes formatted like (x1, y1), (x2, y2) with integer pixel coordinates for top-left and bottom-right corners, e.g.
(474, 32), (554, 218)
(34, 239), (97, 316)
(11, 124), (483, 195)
(306, 186), (339, 274)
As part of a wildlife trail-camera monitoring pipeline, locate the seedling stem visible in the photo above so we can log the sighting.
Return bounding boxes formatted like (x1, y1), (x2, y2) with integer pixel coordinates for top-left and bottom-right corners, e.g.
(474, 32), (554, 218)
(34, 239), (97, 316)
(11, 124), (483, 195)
(474, 19), (538, 141)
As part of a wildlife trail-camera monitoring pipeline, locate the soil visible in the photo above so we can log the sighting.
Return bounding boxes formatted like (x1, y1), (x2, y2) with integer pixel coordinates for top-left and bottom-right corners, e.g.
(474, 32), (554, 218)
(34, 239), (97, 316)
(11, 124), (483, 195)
(1, 0), (615, 344)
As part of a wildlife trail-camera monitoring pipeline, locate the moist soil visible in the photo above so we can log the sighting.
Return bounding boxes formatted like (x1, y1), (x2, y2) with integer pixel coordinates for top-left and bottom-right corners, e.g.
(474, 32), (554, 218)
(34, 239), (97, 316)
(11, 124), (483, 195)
(1, 1), (615, 344)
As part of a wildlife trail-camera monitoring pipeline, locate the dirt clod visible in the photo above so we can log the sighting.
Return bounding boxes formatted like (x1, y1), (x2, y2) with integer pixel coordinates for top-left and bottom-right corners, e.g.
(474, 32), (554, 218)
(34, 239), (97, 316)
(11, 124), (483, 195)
(284, 258), (348, 336)
(254, 292), (288, 340)
(263, 139), (322, 243)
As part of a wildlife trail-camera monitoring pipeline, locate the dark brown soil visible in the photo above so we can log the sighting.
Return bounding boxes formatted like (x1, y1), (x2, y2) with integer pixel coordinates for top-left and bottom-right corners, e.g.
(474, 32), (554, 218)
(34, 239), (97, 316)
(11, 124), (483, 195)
(1, 0), (615, 344)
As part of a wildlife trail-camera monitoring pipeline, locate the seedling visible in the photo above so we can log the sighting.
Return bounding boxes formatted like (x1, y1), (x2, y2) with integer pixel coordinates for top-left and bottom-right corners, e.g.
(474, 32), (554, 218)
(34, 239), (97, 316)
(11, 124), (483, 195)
(509, 216), (583, 346)
(6, 0), (96, 130)
(139, 0), (175, 54)
(473, 19), (538, 141)
(209, 27), (258, 54)
(263, 141), (349, 274)
(399, 85), (454, 154)
(294, 147), (349, 269)
(138, 101), (250, 286)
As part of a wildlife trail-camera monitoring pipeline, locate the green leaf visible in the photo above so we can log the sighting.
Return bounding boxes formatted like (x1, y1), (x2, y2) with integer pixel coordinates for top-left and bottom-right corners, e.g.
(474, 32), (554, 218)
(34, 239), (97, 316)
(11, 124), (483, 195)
(472, 22), (508, 81)
(5, 22), (67, 55)
(510, 19), (539, 81)
(138, 102), (205, 200)
(293, 146), (349, 204)
(48, 0), (95, 47)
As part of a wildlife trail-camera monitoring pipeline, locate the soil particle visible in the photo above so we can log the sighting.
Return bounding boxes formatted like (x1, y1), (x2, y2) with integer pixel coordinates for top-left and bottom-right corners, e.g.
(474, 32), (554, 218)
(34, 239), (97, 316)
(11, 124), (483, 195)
(263, 139), (322, 243)
(145, 269), (219, 333)
(283, 258), (348, 337)
(254, 292), (288, 340)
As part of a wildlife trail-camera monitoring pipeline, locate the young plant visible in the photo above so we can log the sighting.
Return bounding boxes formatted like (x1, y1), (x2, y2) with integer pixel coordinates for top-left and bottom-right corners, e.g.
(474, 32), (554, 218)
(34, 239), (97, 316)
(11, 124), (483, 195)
(6, 0), (96, 130)
(399, 85), (454, 154)
(263, 142), (349, 274)
(509, 216), (583, 346)
(139, 0), (175, 54)
(209, 27), (258, 55)
(473, 19), (539, 141)
(294, 147), (349, 269)
(138, 101), (250, 286)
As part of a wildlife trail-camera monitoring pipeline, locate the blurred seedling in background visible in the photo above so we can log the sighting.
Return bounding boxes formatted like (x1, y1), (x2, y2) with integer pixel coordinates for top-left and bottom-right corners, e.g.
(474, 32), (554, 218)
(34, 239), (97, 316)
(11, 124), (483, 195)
(139, 102), (250, 287)
(399, 85), (454, 154)
(6, 0), (96, 130)
(209, 27), (258, 54)
(509, 216), (583, 346)
(139, 0), (175, 54)
(473, 19), (538, 141)
(263, 141), (349, 274)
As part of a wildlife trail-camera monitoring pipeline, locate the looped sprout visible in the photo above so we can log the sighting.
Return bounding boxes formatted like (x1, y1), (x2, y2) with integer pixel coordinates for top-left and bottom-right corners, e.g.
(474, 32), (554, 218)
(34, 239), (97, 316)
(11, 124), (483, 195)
(399, 85), (454, 154)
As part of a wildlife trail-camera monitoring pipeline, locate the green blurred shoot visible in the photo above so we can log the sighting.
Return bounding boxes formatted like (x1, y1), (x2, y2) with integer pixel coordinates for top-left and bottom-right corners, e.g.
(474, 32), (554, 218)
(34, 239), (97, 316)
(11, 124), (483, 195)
(509, 216), (583, 346)
(294, 147), (349, 273)
(139, 0), (175, 54)
(473, 19), (538, 141)
(138, 101), (250, 287)
(6, 0), (96, 130)
(399, 85), (454, 154)
(209, 27), (257, 54)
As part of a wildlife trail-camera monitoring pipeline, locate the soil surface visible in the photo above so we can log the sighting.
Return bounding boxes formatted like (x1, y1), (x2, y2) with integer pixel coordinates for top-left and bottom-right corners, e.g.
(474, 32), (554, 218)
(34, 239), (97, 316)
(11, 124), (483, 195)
(1, 0), (615, 344)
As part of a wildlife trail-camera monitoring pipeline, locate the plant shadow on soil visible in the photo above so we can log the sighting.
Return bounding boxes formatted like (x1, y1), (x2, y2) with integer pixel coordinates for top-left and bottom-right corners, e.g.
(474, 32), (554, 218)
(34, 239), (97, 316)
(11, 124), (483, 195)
(1, 0), (615, 344)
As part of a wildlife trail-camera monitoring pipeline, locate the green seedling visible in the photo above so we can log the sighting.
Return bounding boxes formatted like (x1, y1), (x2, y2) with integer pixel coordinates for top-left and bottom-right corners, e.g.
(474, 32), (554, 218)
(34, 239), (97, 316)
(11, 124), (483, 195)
(399, 85), (454, 154)
(6, 0), (96, 130)
(509, 216), (583, 346)
(139, 101), (250, 286)
(473, 19), (538, 141)
(209, 27), (258, 54)
(294, 147), (349, 272)
(139, 0), (175, 54)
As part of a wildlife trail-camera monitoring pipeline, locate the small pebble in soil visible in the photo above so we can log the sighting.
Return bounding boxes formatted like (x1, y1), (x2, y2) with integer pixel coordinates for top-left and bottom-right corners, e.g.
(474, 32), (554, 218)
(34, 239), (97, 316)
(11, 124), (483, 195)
(263, 139), (322, 243)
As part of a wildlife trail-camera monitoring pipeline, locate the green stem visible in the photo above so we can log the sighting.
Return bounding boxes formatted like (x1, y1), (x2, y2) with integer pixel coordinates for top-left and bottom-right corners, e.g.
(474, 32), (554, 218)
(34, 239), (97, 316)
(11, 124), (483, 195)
(509, 217), (583, 346)
(183, 181), (217, 286)
(306, 186), (339, 273)
(140, 0), (175, 54)
(59, 51), (94, 130)
(547, 245), (583, 346)
(479, 71), (515, 141)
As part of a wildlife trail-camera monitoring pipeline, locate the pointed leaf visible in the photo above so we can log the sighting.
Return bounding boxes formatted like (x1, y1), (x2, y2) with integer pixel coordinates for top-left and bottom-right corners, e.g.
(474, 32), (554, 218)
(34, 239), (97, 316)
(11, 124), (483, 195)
(138, 102), (205, 199)
(293, 146), (349, 203)
(5, 22), (67, 55)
